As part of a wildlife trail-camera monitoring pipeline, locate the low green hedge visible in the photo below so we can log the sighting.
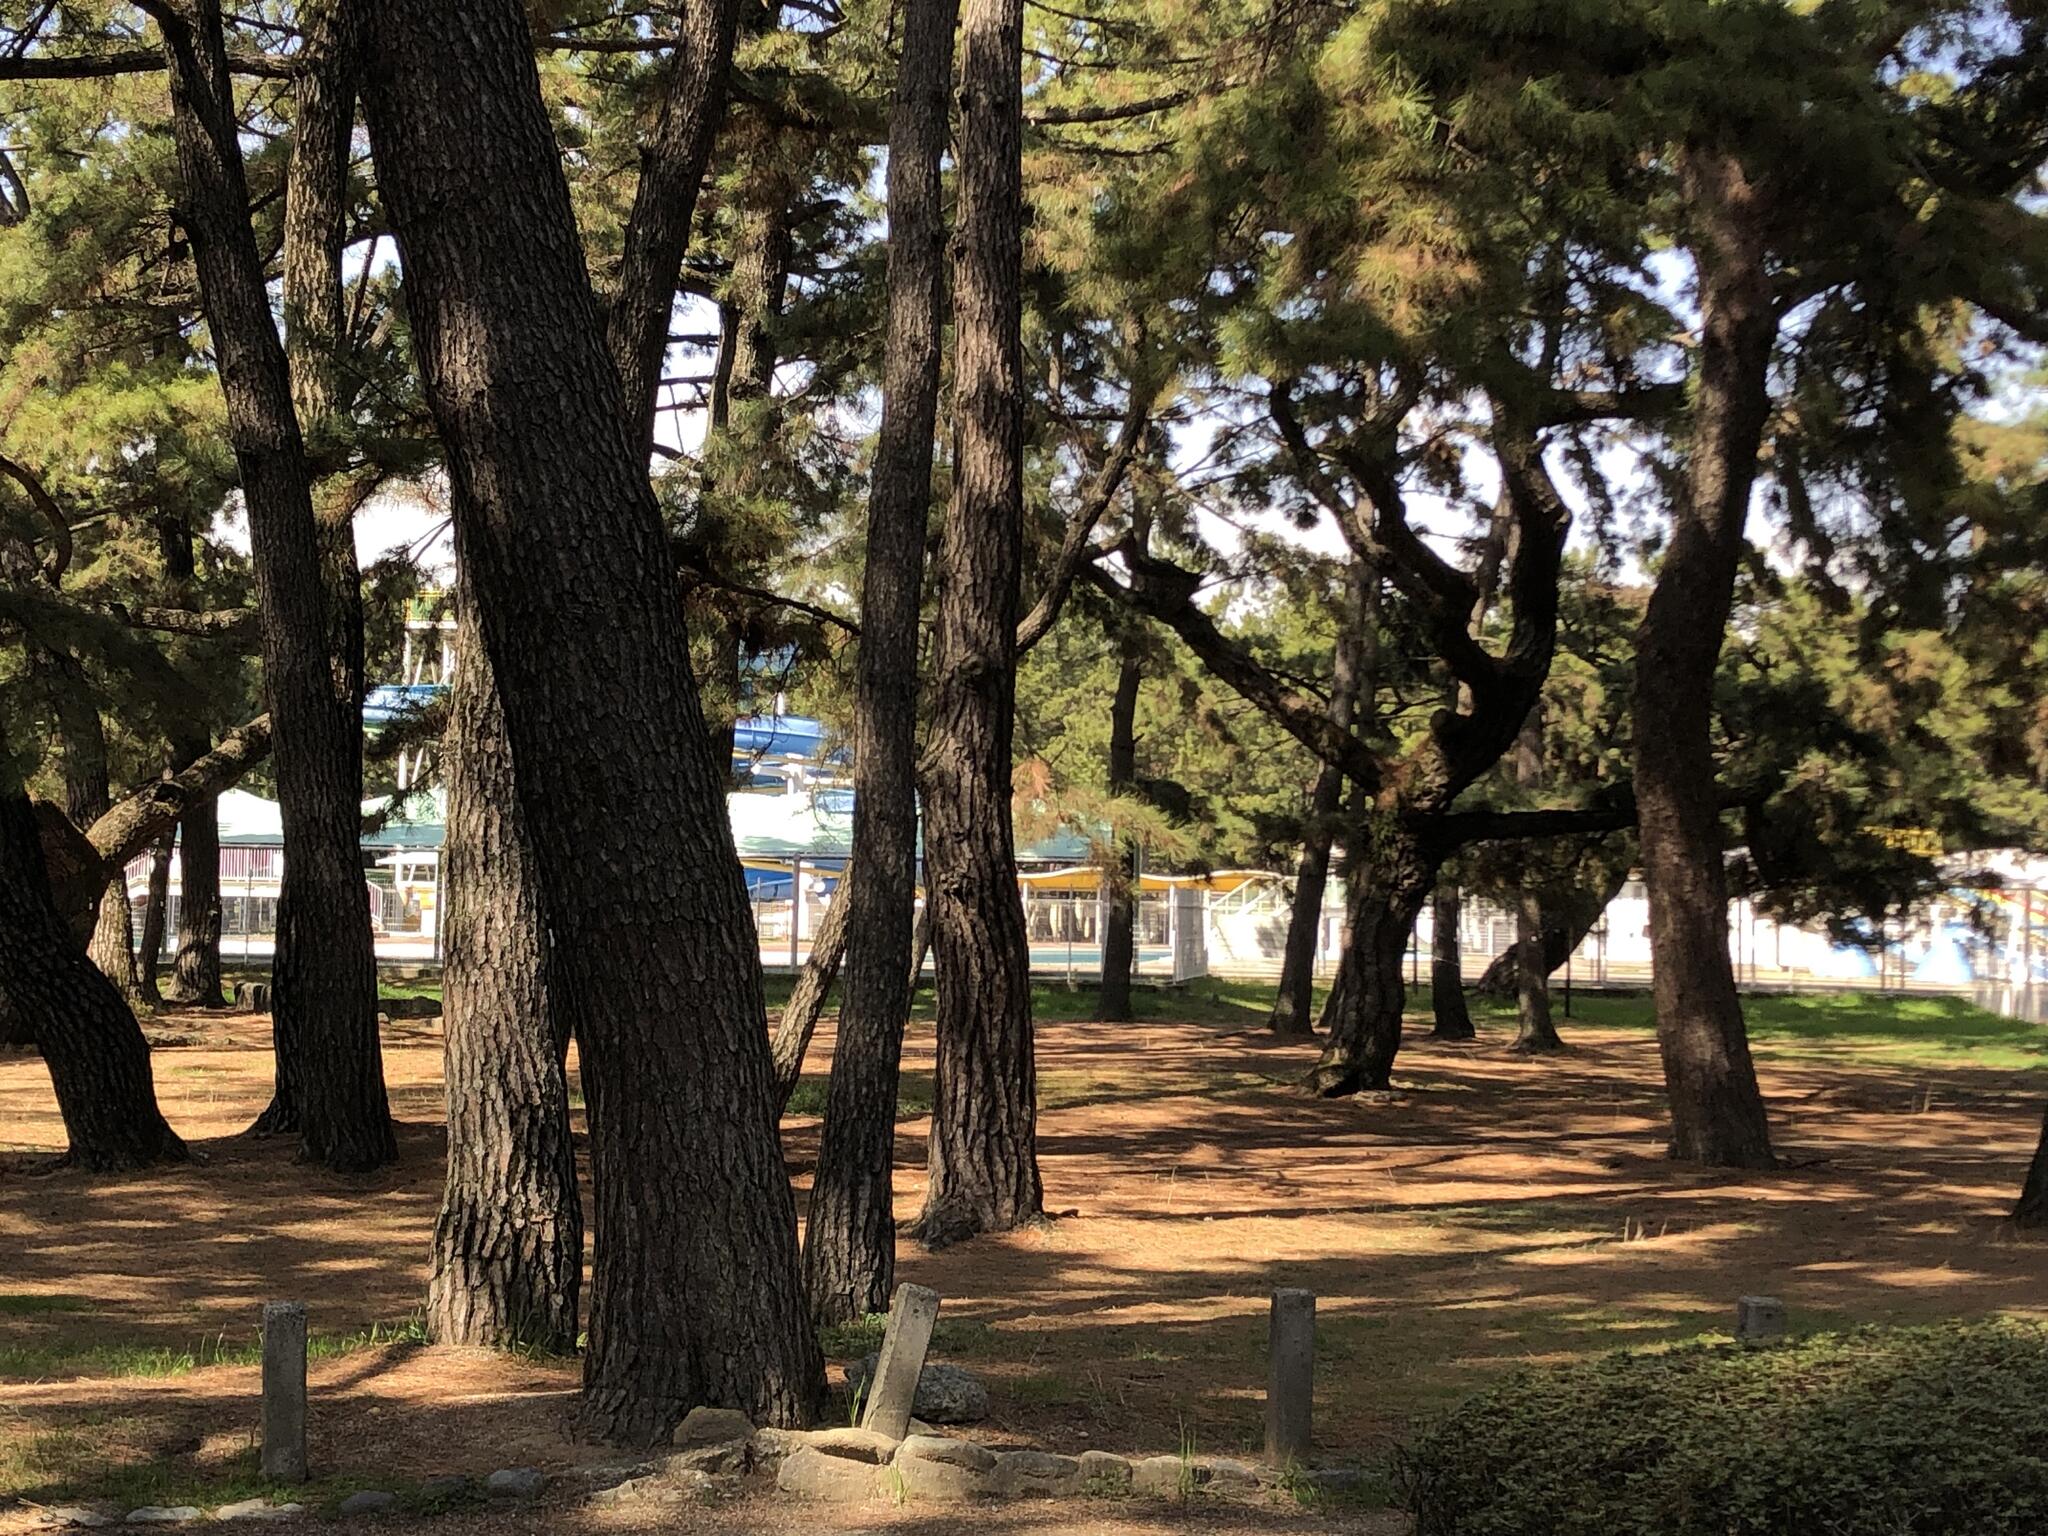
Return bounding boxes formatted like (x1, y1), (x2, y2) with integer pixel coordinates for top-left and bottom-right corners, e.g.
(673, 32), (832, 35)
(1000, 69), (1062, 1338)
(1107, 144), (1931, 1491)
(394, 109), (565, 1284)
(1397, 1320), (2048, 1536)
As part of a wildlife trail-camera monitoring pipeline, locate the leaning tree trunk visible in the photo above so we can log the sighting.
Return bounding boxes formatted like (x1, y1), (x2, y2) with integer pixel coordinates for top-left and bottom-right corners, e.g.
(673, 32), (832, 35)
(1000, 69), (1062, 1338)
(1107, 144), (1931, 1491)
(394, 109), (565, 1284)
(771, 869), (855, 1114)
(1305, 831), (1436, 1096)
(2014, 1106), (2048, 1227)
(0, 780), (186, 1171)
(1510, 705), (1562, 1053)
(914, 0), (1040, 1249)
(1428, 881), (1474, 1040)
(800, 0), (954, 1325)
(149, 0), (392, 1171)
(1475, 864), (1627, 996)
(356, 0), (821, 1439)
(426, 589), (581, 1354)
(1098, 646), (1142, 1022)
(1633, 144), (1778, 1170)
(1272, 569), (1369, 1035)
(135, 828), (176, 1003)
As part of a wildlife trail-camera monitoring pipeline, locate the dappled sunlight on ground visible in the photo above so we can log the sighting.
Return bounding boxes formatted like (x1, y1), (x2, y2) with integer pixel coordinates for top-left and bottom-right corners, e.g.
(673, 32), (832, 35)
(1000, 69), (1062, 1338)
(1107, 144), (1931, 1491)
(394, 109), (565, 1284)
(2, 990), (2045, 1523)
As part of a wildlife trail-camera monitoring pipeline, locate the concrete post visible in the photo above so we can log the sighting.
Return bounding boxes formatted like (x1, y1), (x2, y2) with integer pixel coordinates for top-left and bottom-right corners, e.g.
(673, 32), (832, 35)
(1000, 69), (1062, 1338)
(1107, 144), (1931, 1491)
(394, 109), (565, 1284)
(260, 1300), (308, 1481)
(859, 1282), (941, 1441)
(1265, 1287), (1314, 1465)
(1736, 1295), (1787, 1345)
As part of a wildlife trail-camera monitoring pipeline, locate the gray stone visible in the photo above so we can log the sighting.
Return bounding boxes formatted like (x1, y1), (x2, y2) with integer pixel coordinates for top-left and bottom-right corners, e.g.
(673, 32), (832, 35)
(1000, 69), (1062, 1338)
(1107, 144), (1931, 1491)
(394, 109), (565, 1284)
(991, 1450), (1082, 1499)
(1299, 1466), (1369, 1492)
(661, 1440), (750, 1476)
(234, 982), (272, 1013)
(792, 1426), (900, 1464)
(896, 1434), (997, 1473)
(572, 1464), (652, 1493)
(673, 1405), (755, 1449)
(35, 1511), (114, 1530)
(124, 1509), (202, 1526)
(484, 1467), (545, 1499)
(1265, 1287), (1315, 1465)
(891, 1453), (992, 1502)
(1737, 1295), (1787, 1344)
(259, 1300), (308, 1484)
(586, 1471), (715, 1509)
(1200, 1456), (1265, 1489)
(858, 1282), (942, 1441)
(213, 1499), (278, 1521)
(336, 1491), (397, 1517)
(1131, 1455), (1209, 1499)
(776, 1446), (882, 1503)
(747, 1427), (801, 1478)
(849, 1356), (990, 1425)
(1078, 1450), (1133, 1495)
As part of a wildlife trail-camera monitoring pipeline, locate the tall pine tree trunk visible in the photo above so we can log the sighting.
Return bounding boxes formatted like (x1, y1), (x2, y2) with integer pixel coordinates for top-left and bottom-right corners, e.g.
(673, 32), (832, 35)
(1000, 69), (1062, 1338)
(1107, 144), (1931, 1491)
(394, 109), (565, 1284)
(147, 0), (392, 1171)
(801, 0), (955, 1324)
(356, 0), (821, 1439)
(1633, 145), (1777, 1169)
(1428, 881), (1474, 1040)
(0, 776), (185, 1172)
(427, 585), (581, 1354)
(136, 828), (175, 1004)
(1304, 832), (1436, 1096)
(771, 870), (854, 1114)
(915, 0), (1041, 1249)
(168, 784), (224, 1006)
(1510, 705), (1561, 1053)
(1098, 647), (1141, 1022)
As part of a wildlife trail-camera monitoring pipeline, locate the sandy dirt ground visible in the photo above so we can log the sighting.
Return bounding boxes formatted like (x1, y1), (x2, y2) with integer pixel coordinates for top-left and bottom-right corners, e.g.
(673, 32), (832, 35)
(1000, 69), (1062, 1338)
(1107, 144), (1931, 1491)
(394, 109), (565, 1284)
(2, 1000), (2044, 1531)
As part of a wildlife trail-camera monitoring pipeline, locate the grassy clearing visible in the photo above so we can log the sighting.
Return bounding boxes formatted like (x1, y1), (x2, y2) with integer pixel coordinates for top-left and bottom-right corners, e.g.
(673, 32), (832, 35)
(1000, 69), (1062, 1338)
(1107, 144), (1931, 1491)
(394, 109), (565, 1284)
(1478, 989), (2048, 1072)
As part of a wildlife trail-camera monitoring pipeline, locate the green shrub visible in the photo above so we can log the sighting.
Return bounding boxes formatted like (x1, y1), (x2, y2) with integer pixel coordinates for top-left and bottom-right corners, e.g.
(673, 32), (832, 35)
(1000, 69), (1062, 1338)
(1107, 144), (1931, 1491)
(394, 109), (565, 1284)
(1397, 1320), (2048, 1536)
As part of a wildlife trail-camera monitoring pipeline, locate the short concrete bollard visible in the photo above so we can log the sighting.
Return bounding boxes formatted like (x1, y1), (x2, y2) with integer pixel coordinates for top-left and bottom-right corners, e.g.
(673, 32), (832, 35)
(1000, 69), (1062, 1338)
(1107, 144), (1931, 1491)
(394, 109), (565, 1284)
(1265, 1287), (1315, 1465)
(260, 1300), (308, 1482)
(859, 1282), (941, 1442)
(1736, 1295), (1787, 1345)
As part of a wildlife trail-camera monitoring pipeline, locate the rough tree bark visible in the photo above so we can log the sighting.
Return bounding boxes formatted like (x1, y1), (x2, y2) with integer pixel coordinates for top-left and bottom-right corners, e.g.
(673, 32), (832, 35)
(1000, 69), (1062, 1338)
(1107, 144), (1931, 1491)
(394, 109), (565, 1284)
(1428, 881), (1474, 1040)
(914, 0), (1041, 1248)
(136, 827), (176, 1002)
(1098, 646), (1142, 1022)
(156, 512), (226, 1007)
(1510, 704), (1562, 1053)
(1474, 865), (1627, 996)
(356, 0), (821, 1438)
(1305, 835), (1438, 1096)
(2014, 1106), (2048, 1227)
(426, 580), (582, 1354)
(1633, 145), (1778, 1169)
(1270, 573), (1371, 1036)
(143, 0), (392, 1171)
(771, 869), (854, 1114)
(0, 773), (186, 1171)
(801, 0), (956, 1319)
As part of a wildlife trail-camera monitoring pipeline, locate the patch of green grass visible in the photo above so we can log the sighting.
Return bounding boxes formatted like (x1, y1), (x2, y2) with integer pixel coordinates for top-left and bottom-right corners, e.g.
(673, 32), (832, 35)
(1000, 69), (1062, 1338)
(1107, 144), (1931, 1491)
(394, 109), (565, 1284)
(815, 1312), (995, 1361)
(1473, 989), (2048, 1071)
(0, 1316), (429, 1384)
(781, 1070), (935, 1121)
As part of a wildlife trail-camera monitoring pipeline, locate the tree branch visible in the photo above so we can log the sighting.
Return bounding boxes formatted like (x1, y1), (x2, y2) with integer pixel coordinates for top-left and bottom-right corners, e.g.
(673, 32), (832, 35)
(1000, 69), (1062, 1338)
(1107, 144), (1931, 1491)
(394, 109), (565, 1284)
(0, 451), (71, 584)
(1015, 381), (1156, 655)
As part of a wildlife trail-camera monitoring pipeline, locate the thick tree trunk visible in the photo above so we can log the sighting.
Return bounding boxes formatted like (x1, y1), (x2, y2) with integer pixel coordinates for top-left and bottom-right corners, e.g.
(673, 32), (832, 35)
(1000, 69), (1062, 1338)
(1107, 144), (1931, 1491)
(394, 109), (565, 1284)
(914, 0), (1039, 1249)
(771, 869), (854, 1114)
(1305, 835), (1435, 1096)
(167, 789), (224, 1005)
(1510, 706), (1562, 1053)
(356, 0), (821, 1438)
(0, 781), (185, 1171)
(1098, 647), (1142, 1023)
(1428, 881), (1474, 1040)
(2014, 1106), (2048, 1227)
(1633, 145), (1778, 1170)
(427, 590), (581, 1354)
(88, 882), (138, 996)
(147, 0), (392, 1171)
(136, 828), (175, 1003)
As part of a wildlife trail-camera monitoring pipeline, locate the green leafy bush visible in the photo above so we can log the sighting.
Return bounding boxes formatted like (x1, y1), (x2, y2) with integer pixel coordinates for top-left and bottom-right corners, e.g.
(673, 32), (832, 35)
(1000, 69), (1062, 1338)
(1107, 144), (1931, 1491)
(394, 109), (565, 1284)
(1398, 1320), (2048, 1536)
